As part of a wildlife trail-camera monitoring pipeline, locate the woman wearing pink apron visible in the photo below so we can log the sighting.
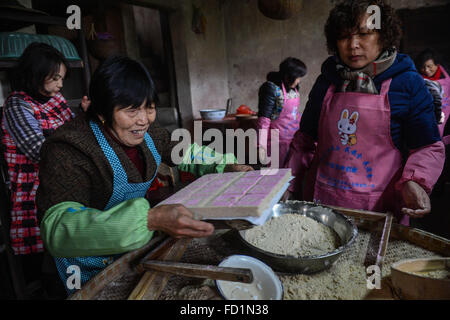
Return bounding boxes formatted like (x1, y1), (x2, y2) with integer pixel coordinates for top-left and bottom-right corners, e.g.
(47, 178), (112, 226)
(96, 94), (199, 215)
(284, 0), (445, 225)
(310, 79), (408, 222)
(257, 57), (307, 167)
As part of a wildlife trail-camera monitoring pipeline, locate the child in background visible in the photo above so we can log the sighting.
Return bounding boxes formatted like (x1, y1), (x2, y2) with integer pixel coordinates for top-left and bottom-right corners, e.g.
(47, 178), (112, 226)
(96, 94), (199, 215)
(1, 42), (89, 289)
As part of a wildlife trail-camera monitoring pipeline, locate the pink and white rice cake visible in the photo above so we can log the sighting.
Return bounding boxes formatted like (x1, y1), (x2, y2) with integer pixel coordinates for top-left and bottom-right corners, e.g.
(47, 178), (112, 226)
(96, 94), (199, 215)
(158, 169), (292, 219)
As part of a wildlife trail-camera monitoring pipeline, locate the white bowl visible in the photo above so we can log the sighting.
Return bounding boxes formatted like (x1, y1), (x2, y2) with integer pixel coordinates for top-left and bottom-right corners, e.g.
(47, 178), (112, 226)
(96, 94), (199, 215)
(216, 255), (283, 300)
(200, 109), (226, 120)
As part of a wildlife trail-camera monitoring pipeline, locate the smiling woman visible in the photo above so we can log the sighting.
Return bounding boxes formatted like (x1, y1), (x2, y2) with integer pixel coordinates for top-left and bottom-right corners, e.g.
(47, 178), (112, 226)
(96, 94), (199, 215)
(106, 102), (151, 146)
(35, 56), (253, 296)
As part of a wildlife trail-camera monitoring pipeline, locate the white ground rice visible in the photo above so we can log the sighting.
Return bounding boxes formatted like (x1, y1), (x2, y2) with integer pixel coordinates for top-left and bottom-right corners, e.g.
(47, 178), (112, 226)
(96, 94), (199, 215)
(280, 232), (442, 300)
(243, 214), (340, 257)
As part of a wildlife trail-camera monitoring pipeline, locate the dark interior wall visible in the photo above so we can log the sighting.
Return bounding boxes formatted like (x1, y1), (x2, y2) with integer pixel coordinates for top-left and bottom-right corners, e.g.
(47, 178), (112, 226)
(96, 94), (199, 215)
(3, 0), (450, 118)
(132, 6), (171, 98)
(397, 4), (450, 71)
(181, 0), (230, 118)
(118, 0), (228, 128)
(30, 0), (128, 102)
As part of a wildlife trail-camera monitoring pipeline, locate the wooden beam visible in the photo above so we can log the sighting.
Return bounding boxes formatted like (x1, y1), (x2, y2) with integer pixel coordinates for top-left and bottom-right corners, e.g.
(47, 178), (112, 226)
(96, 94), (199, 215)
(128, 238), (191, 300)
(0, 11), (66, 26)
(119, 0), (177, 12)
(325, 204), (388, 221)
(141, 260), (253, 283)
(0, 60), (83, 69)
(376, 214), (394, 268)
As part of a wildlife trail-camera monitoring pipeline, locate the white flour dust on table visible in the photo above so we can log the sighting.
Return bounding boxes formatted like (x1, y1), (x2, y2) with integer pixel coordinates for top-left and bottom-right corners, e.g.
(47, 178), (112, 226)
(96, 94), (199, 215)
(244, 214), (340, 257)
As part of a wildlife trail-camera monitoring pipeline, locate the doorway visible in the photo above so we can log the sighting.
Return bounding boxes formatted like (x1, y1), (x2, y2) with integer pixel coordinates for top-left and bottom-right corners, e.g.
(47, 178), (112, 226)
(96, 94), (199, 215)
(127, 4), (181, 133)
(397, 4), (450, 70)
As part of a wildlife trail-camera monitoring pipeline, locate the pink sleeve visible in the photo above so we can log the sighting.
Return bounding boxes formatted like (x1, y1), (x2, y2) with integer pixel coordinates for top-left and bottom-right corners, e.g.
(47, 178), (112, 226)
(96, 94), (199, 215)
(284, 130), (317, 193)
(443, 135), (450, 145)
(256, 116), (271, 149)
(395, 141), (445, 194)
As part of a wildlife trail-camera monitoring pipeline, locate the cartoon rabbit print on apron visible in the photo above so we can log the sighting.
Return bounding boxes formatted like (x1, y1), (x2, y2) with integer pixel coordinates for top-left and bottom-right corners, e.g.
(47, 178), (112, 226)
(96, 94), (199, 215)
(338, 109), (359, 146)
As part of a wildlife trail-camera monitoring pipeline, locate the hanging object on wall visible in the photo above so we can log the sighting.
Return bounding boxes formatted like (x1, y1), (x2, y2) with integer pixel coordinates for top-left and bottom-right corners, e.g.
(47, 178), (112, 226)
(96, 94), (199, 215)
(192, 5), (207, 34)
(87, 23), (120, 61)
(257, 0), (303, 20)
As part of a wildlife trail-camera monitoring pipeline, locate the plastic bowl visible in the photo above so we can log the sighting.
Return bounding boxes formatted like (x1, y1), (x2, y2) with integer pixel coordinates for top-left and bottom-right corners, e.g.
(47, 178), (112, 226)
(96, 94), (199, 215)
(216, 255), (283, 300)
(200, 109), (226, 120)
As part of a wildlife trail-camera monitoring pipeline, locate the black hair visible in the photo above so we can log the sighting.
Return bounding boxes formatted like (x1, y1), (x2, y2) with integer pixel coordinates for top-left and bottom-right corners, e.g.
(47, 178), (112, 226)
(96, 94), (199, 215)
(415, 48), (440, 71)
(86, 56), (158, 127)
(267, 57), (307, 88)
(324, 0), (403, 55)
(11, 42), (69, 98)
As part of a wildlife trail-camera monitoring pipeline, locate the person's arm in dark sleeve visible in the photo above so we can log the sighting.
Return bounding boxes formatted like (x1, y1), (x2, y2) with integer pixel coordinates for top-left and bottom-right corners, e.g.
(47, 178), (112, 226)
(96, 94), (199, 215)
(299, 75), (330, 140)
(256, 82), (278, 152)
(395, 73), (445, 194)
(424, 79), (443, 123)
(257, 82), (278, 119)
(2, 96), (45, 163)
(403, 74), (441, 149)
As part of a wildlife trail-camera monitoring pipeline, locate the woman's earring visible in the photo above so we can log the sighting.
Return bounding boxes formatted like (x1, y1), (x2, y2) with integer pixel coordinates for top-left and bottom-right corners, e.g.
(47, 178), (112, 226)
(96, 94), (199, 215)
(101, 119), (105, 125)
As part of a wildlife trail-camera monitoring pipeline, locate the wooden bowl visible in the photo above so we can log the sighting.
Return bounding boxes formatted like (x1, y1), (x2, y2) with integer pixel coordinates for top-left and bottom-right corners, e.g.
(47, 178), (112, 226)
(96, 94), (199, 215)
(391, 258), (450, 300)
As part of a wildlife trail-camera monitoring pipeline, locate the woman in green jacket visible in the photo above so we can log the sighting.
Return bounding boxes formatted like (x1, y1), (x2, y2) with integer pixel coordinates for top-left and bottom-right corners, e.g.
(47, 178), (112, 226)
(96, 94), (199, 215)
(36, 56), (251, 295)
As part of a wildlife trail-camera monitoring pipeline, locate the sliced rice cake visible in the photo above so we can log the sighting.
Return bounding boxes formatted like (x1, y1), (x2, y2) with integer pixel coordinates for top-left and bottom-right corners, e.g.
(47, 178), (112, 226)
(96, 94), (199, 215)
(158, 169), (292, 219)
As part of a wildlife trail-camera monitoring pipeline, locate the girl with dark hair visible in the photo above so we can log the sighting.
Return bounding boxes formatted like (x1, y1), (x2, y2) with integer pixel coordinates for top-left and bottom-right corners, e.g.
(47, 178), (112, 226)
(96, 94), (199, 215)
(0, 43), (89, 282)
(257, 57), (307, 167)
(415, 49), (450, 137)
(284, 0), (445, 226)
(36, 56), (252, 295)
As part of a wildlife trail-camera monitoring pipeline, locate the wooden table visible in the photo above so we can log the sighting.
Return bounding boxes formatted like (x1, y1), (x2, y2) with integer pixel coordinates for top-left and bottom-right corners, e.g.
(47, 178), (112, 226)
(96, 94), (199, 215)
(198, 114), (258, 132)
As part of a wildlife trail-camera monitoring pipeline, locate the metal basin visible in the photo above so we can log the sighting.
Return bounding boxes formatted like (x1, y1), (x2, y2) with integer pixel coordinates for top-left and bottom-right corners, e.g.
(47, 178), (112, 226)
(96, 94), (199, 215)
(200, 109), (226, 120)
(237, 201), (358, 274)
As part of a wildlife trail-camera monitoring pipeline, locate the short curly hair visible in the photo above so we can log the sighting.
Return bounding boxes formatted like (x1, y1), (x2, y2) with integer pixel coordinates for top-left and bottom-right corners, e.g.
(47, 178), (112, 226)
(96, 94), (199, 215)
(324, 0), (403, 55)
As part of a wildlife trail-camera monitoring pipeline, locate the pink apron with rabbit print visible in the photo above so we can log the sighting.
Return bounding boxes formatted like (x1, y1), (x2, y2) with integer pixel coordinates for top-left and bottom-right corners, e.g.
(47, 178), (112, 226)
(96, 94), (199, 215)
(312, 78), (409, 225)
(437, 66), (450, 143)
(268, 83), (301, 167)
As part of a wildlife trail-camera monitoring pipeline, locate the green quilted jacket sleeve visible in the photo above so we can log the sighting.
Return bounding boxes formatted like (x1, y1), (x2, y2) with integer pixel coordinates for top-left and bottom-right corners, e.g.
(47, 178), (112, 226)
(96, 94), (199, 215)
(40, 198), (153, 258)
(177, 143), (238, 176)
